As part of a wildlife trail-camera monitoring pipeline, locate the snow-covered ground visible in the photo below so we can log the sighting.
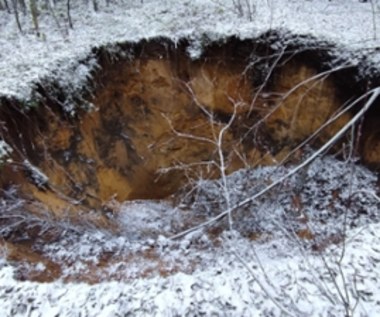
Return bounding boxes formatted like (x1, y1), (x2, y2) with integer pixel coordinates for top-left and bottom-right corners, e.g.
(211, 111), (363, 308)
(2, 223), (380, 316)
(1, 155), (380, 316)
(1, 0), (380, 316)
(0, 0), (380, 101)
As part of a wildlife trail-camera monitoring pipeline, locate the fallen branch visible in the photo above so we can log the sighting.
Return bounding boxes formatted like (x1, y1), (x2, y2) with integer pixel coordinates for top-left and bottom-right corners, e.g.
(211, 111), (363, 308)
(170, 87), (380, 240)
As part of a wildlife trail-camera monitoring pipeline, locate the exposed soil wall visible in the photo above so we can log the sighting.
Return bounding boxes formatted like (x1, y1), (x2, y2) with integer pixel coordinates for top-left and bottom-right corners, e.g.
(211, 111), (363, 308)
(0, 36), (379, 221)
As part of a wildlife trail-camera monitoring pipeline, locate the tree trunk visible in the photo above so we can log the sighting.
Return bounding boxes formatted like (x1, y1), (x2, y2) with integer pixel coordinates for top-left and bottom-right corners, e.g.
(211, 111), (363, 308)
(29, 0), (40, 37)
(0, 0), (11, 13)
(18, 0), (26, 14)
(47, 0), (67, 37)
(92, 0), (98, 12)
(67, 0), (73, 28)
(11, 0), (23, 33)
(1, 0), (11, 12)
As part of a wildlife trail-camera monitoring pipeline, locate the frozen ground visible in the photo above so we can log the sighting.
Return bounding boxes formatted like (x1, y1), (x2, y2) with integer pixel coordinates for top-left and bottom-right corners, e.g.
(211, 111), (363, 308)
(0, 155), (380, 316)
(0, 0), (380, 102)
(1, 1), (380, 316)
(2, 224), (380, 317)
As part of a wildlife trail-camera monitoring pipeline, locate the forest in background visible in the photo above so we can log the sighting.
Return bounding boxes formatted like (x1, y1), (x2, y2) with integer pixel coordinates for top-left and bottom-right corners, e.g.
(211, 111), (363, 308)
(0, 0), (147, 37)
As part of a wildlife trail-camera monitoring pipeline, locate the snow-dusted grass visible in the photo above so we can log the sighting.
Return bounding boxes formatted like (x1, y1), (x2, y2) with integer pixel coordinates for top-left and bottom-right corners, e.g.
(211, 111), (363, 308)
(1, 218), (380, 316)
(0, 155), (379, 316)
(179, 155), (380, 240)
(1, 0), (380, 101)
(1, 1), (380, 316)
(0, 141), (12, 164)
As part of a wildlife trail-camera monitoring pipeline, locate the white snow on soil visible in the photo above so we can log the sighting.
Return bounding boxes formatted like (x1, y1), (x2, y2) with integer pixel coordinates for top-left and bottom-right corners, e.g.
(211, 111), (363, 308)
(1, 1), (380, 316)
(2, 223), (380, 317)
(0, 0), (380, 100)
(1, 155), (380, 316)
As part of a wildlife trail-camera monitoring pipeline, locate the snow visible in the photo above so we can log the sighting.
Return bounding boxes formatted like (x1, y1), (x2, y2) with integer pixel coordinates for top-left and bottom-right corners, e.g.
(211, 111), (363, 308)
(0, 155), (379, 316)
(0, 140), (12, 163)
(1, 222), (380, 316)
(1, 0), (380, 316)
(23, 159), (49, 189)
(0, 0), (379, 102)
(178, 155), (379, 242)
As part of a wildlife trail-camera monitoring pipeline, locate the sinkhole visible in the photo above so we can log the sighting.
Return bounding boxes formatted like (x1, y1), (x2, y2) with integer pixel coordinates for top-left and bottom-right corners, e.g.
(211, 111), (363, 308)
(0, 35), (380, 228)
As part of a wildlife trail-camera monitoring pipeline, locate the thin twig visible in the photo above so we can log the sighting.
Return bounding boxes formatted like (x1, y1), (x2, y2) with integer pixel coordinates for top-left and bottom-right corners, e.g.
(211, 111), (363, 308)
(170, 88), (380, 240)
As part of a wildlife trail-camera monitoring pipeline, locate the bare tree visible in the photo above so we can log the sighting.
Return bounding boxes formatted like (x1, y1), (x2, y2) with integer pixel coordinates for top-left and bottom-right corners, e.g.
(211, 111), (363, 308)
(67, 0), (73, 29)
(232, 0), (256, 21)
(47, 0), (68, 37)
(0, 0), (11, 13)
(18, 0), (26, 14)
(29, 0), (40, 36)
(370, 0), (377, 40)
(11, 0), (23, 33)
(92, 0), (98, 12)
(171, 87), (380, 239)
